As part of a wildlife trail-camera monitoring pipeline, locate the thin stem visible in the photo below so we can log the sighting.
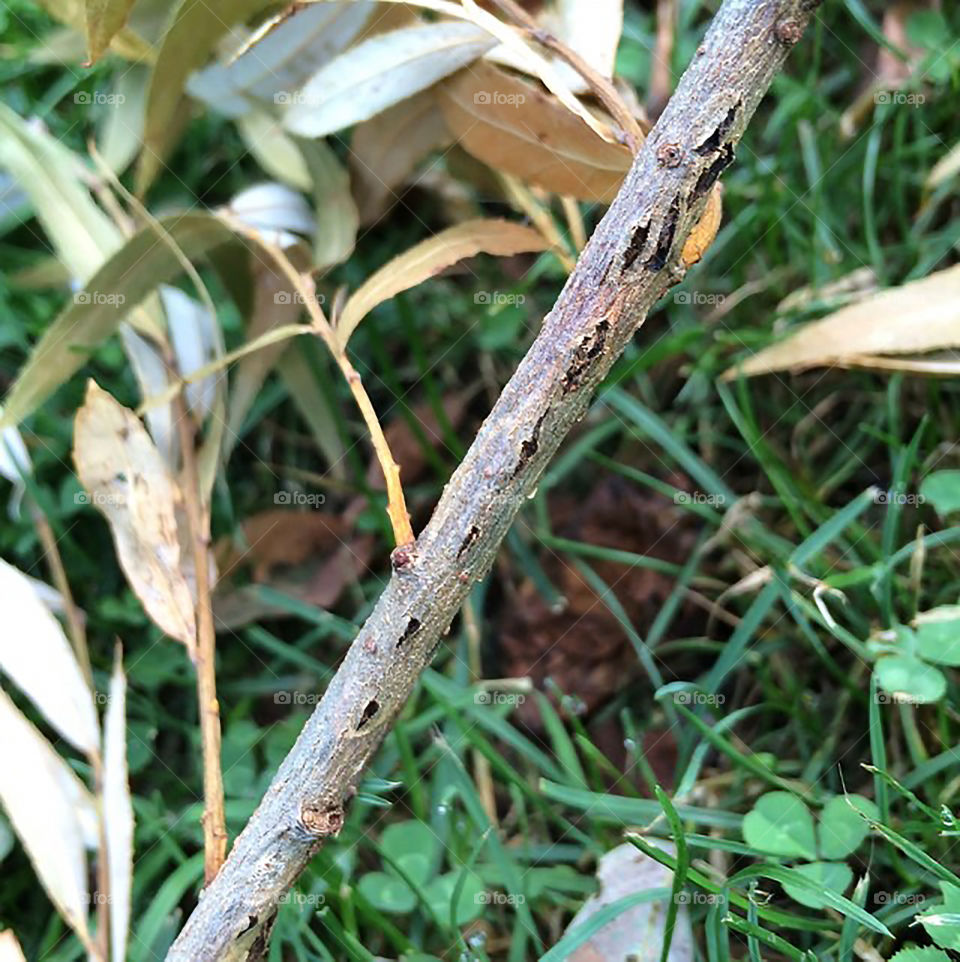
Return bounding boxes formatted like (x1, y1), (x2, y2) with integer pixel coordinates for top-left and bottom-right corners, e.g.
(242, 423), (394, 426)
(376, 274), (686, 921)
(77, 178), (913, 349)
(173, 394), (227, 883)
(336, 352), (414, 547)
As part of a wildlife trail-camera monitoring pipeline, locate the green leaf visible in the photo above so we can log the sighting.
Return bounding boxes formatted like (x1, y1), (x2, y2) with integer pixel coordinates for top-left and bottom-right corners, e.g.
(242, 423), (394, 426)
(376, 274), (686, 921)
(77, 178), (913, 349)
(919, 883), (960, 950)
(889, 949), (951, 962)
(818, 795), (878, 860)
(0, 214), (235, 429)
(920, 470), (960, 516)
(914, 608), (960, 666)
(381, 820), (439, 886)
(782, 861), (853, 909)
(357, 871), (417, 914)
(742, 792), (817, 859)
(423, 871), (485, 926)
(875, 656), (947, 704)
(299, 138), (358, 271)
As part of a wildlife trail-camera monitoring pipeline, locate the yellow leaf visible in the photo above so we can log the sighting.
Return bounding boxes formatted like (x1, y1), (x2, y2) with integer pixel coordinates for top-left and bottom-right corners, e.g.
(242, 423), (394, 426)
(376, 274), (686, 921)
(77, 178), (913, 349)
(724, 265), (960, 379)
(336, 218), (549, 348)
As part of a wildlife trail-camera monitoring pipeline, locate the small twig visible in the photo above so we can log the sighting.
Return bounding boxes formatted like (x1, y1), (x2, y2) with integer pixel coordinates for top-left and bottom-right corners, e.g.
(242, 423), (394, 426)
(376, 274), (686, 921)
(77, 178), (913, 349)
(172, 391), (227, 883)
(488, 0), (647, 152)
(649, 0), (677, 117)
(218, 218), (414, 547)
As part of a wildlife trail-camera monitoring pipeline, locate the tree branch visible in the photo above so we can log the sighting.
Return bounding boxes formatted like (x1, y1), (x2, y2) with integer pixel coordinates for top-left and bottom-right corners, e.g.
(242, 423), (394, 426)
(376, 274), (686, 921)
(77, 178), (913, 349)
(166, 1), (818, 956)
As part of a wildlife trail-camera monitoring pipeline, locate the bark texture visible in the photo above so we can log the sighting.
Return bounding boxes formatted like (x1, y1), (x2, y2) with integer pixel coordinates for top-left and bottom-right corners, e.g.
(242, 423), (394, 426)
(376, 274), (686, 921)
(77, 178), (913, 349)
(167, 1), (818, 957)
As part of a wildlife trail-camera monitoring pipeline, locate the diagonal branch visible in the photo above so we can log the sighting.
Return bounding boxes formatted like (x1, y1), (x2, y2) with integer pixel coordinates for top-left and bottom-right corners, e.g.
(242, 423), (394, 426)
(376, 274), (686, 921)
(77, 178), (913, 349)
(166, 1), (818, 957)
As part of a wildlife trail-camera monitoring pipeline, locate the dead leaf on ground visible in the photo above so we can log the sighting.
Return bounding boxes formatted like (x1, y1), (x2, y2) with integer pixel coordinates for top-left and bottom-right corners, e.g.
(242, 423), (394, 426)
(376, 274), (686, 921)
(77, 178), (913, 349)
(566, 842), (693, 962)
(216, 509), (352, 583)
(73, 381), (197, 655)
(437, 61), (633, 203)
(501, 476), (701, 722)
(724, 264), (960, 378)
(366, 393), (471, 492)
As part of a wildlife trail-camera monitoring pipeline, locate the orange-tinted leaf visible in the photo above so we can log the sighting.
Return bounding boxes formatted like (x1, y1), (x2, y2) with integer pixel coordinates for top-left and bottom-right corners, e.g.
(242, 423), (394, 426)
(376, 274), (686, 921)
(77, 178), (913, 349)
(437, 61), (633, 203)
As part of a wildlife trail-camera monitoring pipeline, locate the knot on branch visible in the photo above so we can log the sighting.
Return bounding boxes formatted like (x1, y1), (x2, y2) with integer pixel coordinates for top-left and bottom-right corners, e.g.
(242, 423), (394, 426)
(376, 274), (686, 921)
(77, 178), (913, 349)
(299, 801), (344, 837)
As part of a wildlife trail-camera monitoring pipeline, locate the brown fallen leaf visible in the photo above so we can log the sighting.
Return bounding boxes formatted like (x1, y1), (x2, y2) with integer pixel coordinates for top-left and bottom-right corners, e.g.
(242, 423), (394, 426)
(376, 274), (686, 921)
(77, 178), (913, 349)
(436, 61), (634, 203)
(217, 509), (352, 583)
(501, 476), (701, 722)
(366, 393), (472, 492)
(724, 264), (960, 379)
(335, 217), (549, 347)
(350, 89), (453, 226)
(73, 380), (196, 655)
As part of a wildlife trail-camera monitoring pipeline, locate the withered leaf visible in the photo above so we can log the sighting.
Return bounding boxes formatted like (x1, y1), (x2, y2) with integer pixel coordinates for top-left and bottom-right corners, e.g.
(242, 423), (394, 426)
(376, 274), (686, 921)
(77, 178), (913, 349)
(437, 61), (633, 203)
(336, 217), (548, 348)
(73, 381), (197, 654)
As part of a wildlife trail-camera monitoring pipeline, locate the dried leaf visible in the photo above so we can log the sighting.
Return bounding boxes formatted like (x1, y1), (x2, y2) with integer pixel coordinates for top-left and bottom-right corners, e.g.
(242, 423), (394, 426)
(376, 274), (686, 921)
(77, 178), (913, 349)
(103, 649), (134, 962)
(299, 139), (358, 270)
(219, 509), (351, 583)
(337, 218), (548, 347)
(227, 182), (316, 249)
(350, 90), (452, 225)
(141, 0), (271, 176)
(73, 381), (197, 653)
(84, 0), (136, 62)
(566, 842), (693, 961)
(391, 0), (618, 142)
(225, 265), (304, 457)
(97, 65), (149, 173)
(162, 285), (222, 422)
(0, 689), (95, 953)
(725, 265), (960, 378)
(0, 213), (235, 430)
(0, 559), (99, 754)
(927, 140), (960, 191)
(284, 22), (497, 138)
(486, 0), (623, 95)
(186, 1), (376, 117)
(437, 62), (632, 203)
(236, 110), (311, 191)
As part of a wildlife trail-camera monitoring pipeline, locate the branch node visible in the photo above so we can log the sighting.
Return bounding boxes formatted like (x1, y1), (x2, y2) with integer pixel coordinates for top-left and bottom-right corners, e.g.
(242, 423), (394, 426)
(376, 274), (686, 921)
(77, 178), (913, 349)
(299, 802), (344, 837)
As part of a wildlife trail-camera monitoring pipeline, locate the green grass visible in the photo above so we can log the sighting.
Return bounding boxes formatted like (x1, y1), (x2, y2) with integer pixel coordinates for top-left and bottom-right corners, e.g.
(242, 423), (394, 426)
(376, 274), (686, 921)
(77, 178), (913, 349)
(1, 0), (960, 960)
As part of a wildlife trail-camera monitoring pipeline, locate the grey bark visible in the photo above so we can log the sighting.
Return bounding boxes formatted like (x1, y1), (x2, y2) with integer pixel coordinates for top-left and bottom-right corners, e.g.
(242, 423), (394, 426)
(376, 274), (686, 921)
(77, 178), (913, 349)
(167, 1), (818, 957)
